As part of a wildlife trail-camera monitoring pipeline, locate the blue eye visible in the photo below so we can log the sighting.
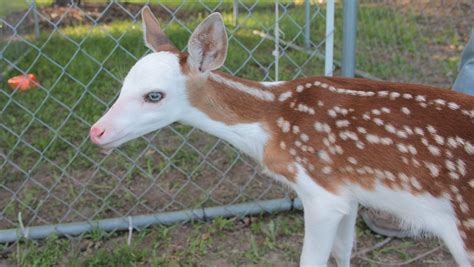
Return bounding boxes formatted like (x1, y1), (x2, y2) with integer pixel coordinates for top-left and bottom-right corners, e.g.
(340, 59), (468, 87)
(145, 91), (164, 103)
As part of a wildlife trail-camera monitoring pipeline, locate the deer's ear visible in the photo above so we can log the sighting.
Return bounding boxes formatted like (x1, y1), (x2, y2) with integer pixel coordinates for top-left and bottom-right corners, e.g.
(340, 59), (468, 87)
(187, 13), (228, 72)
(141, 6), (174, 52)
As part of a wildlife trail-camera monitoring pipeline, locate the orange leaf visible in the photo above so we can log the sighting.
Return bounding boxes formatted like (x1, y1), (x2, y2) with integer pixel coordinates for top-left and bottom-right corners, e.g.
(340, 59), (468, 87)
(8, 74), (39, 91)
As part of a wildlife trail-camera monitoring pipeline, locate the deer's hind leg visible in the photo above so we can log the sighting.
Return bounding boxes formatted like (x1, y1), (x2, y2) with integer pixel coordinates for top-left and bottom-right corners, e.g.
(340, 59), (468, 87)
(331, 201), (358, 267)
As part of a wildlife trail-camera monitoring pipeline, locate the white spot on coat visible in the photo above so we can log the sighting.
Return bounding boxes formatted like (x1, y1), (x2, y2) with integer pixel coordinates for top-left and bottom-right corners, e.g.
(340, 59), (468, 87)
(357, 127), (367, 134)
(448, 102), (460, 110)
(296, 85), (304, 92)
(366, 134), (380, 144)
(428, 145), (441, 156)
(385, 124), (396, 134)
(469, 180), (474, 188)
(410, 177), (422, 190)
(278, 91), (292, 102)
(415, 95), (426, 102)
(314, 122), (331, 133)
(322, 166), (332, 174)
(423, 162), (439, 177)
(318, 150), (332, 163)
(414, 127), (424, 136)
(289, 148), (297, 156)
(300, 133), (309, 142)
(373, 118), (384, 126)
(292, 125), (300, 134)
(336, 120), (350, 128)
(347, 157), (357, 165)
(397, 143), (409, 153)
(465, 142), (474, 155)
(390, 92), (400, 99)
(401, 107), (411, 115)
(457, 159), (466, 176)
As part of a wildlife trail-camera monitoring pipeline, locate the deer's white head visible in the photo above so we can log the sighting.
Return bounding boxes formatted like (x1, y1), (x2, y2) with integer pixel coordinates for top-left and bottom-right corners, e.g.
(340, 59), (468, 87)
(90, 7), (228, 148)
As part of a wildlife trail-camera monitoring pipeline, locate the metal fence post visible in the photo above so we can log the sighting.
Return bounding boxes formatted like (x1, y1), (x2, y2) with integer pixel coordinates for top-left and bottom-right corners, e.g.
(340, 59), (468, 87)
(341, 0), (358, 77)
(233, 0), (239, 26)
(32, 0), (40, 39)
(324, 0), (335, 76)
(304, 0), (311, 50)
(274, 0), (280, 81)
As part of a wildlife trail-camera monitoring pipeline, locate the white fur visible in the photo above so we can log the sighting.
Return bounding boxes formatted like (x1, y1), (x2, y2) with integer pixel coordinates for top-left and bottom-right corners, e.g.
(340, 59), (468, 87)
(351, 183), (454, 233)
(91, 52), (188, 148)
(350, 182), (470, 266)
(209, 72), (275, 101)
(263, 164), (356, 267)
(291, 164), (352, 267)
(180, 106), (268, 162)
(260, 81), (286, 87)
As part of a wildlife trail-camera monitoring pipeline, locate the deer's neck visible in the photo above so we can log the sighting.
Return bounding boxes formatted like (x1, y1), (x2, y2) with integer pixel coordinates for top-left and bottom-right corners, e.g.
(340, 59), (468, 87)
(181, 71), (279, 161)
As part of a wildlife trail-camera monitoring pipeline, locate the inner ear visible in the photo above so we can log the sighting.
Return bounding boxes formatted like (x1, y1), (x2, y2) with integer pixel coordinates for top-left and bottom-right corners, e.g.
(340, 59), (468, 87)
(141, 6), (176, 52)
(187, 13), (228, 73)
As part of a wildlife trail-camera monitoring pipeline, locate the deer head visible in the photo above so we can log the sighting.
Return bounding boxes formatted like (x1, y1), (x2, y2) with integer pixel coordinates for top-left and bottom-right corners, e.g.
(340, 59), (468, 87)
(90, 7), (228, 148)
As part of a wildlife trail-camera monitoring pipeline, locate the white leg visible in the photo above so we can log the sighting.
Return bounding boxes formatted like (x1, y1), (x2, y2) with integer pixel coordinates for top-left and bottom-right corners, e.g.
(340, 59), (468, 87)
(331, 201), (358, 267)
(300, 198), (346, 267)
(290, 164), (351, 267)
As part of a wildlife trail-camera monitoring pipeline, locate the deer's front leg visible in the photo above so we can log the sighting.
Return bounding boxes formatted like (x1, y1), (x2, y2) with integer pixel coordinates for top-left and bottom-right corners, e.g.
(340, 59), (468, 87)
(300, 198), (347, 267)
(292, 166), (351, 267)
(331, 201), (358, 267)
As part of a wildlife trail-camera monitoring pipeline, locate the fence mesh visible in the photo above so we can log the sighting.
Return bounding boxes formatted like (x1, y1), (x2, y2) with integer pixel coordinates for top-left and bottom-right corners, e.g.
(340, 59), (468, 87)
(0, 0), (473, 249)
(1, 0), (328, 236)
(354, 0), (473, 87)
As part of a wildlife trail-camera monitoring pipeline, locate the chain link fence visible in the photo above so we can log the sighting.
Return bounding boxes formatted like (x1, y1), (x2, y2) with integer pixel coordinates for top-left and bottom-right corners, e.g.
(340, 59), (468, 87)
(354, 0), (473, 87)
(1, 0), (332, 242)
(0, 0), (473, 246)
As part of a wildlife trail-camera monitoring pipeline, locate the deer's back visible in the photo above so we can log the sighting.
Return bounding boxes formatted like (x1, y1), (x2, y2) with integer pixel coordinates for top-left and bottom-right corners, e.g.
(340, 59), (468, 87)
(267, 76), (474, 203)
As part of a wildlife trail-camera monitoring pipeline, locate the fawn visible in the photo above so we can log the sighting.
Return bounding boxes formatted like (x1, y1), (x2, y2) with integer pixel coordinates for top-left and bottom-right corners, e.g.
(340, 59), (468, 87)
(90, 7), (474, 266)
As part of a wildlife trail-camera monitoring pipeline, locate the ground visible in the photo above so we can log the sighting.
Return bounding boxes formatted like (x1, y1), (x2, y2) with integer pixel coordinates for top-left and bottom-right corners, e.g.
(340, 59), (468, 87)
(0, 212), (458, 266)
(0, 0), (472, 266)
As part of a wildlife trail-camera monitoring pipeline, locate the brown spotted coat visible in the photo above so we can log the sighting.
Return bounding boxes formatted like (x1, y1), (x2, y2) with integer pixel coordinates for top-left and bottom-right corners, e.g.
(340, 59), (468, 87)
(182, 61), (474, 252)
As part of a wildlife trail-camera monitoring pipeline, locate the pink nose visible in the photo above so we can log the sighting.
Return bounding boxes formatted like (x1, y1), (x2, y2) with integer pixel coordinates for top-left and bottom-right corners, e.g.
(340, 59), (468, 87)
(90, 126), (105, 144)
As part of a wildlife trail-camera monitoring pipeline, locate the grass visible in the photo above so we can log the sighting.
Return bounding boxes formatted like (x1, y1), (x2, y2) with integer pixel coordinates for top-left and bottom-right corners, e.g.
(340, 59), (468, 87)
(0, 1), (465, 266)
(3, 213), (452, 266)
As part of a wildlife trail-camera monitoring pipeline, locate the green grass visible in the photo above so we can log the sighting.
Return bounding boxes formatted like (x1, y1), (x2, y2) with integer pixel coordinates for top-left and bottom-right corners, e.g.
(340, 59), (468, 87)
(0, 0), (288, 17)
(4, 213), (450, 266)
